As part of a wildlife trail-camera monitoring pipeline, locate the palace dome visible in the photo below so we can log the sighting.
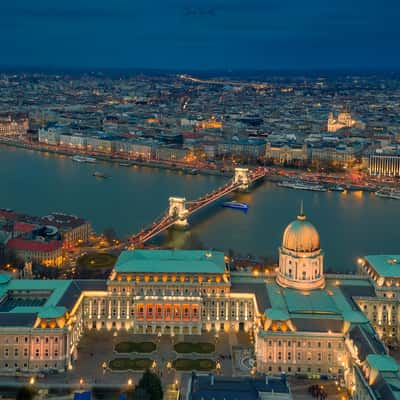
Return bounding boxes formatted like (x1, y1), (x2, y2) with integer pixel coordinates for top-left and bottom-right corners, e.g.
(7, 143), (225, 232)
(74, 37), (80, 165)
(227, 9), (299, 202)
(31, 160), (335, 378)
(282, 214), (320, 253)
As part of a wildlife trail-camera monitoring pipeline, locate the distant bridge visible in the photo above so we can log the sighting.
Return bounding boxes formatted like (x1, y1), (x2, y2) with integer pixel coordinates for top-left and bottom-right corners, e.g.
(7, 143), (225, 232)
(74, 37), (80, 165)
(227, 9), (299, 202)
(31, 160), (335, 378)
(128, 167), (266, 247)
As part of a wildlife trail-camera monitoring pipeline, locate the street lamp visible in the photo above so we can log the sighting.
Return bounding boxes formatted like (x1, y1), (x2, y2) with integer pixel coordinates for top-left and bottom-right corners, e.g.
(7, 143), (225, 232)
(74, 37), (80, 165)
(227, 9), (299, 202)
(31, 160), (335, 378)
(102, 361), (107, 374)
(79, 378), (84, 388)
(216, 361), (221, 375)
(128, 378), (133, 387)
(29, 376), (35, 385)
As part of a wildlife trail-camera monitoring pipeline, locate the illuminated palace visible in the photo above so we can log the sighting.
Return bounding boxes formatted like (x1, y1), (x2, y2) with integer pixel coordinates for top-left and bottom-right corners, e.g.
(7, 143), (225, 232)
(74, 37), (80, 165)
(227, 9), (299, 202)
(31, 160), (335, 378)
(0, 212), (399, 398)
(327, 108), (364, 133)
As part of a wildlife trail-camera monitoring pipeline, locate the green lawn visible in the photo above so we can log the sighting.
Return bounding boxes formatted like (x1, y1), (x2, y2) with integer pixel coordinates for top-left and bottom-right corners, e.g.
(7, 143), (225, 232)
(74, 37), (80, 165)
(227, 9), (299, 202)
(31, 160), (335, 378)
(174, 342), (215, 354)
(77, 253), (117, 269)
(115, 341), (156, 353)
(108, 358), (153, 371)
(172, 358), (216, 371)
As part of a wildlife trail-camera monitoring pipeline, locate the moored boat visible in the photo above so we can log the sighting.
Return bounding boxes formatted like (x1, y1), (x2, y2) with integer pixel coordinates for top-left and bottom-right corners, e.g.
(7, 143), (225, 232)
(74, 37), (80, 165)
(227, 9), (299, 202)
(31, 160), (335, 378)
(72, 155), (96, 163)
(278, 180), (327, 192)
(330, 185), (345, 192)
(376, 188), (400, 200)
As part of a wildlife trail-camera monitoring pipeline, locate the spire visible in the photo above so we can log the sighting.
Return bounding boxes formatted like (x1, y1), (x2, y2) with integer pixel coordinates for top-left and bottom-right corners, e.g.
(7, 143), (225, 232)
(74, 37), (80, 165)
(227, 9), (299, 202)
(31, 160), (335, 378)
(298, 200), (306, 220)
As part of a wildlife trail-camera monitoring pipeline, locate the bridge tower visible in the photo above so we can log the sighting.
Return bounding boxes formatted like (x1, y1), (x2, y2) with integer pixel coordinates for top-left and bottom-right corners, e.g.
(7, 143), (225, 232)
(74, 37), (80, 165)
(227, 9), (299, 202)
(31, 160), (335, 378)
(234, 167), (250, 191)
(169, 197), (189, 229)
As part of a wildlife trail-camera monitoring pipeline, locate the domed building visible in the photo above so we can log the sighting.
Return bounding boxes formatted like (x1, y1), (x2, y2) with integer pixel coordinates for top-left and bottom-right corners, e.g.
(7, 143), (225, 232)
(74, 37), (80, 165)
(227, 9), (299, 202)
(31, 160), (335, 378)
(276, 209), (325, 290)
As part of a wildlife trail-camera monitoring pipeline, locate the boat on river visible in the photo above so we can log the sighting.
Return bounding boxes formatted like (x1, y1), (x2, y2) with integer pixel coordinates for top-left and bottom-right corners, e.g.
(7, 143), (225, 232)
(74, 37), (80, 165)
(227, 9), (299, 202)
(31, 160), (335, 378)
(93, 171), (109, 179)
(278, 180), (327, 192)
(222, 201), (249, 211)
(376, 188), (400, 200)
(72, 155), (96, 163)
(330, 185), (345, 192)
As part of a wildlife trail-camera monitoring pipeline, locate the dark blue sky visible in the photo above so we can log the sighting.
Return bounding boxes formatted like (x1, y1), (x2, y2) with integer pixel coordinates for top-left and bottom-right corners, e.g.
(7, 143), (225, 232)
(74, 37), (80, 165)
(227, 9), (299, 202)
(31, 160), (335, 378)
(1, 0), (399, 70)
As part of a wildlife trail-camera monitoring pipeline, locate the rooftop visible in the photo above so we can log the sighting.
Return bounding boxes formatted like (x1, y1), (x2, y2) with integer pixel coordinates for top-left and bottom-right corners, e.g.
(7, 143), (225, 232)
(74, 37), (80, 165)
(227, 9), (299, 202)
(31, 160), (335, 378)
(0, 278), (107, 327)
(6, 238), (62, 252)
(114, 250), (226, 274)
(367, 355), (399, 373)
(189, 375), (289, 400)
(365, 255), (400, 278)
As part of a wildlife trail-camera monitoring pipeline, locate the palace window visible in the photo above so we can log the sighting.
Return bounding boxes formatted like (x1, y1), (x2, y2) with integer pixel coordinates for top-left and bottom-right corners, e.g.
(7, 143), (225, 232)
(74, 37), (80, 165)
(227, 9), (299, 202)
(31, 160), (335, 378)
(23, 348), (28, 357)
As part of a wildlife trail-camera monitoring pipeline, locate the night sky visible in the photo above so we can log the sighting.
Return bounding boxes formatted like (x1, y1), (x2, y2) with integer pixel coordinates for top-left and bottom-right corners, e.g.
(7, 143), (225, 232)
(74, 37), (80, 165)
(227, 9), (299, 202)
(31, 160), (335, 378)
(1, 0), (399, 71)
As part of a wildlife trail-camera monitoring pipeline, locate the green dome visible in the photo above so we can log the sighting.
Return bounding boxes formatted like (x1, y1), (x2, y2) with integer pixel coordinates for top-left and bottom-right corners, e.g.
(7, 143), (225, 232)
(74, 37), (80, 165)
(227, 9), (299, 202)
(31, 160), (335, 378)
(282, 214), (320, 253)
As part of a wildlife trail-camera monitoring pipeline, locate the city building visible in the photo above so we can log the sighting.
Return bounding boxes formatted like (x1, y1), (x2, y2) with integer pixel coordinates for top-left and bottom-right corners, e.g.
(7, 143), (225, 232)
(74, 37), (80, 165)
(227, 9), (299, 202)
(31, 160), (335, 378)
(356, 255), (400, 342)
(309, 143), (362, 167)
(0, 276), (106, 371)
(0, 213), (397, 400)
(59, 133), (87, 150)
(327, 110), (358, 132)
(0, 209), (90, 264)
(39, 213), (90, 250)
(265, 142), (307, 165)
(115, 139), (153, 159)
(6, 237), (63, 267)
(0, 114), (29, 136)
(188, 374), (291, 400)
(217, 139), (266, 161)
(369, 151), (400, 177)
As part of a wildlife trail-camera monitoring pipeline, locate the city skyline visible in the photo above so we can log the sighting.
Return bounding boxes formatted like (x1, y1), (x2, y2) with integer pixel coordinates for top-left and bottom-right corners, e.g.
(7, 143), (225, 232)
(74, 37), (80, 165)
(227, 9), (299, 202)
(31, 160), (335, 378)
(1, 0), (400, 71)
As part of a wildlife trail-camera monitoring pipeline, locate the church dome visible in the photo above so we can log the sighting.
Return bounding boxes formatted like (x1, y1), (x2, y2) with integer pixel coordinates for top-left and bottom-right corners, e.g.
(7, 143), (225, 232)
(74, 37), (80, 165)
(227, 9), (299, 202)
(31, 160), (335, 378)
(282, 214), (320, 253)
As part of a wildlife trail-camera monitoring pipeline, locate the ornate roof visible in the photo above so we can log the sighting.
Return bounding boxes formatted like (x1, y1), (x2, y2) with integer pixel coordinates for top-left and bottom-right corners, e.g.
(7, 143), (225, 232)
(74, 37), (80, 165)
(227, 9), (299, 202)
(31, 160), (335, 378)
(282, 213), (320, 253)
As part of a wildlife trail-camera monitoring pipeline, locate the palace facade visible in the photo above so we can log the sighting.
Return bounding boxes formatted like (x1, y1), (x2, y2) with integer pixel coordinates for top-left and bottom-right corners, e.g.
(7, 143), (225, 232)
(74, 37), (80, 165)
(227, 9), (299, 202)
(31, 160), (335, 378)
(0, 212), (398, 399)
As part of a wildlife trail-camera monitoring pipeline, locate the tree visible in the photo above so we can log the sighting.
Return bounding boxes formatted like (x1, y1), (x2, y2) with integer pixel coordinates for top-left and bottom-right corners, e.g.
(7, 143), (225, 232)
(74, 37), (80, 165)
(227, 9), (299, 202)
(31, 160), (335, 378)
(137, 369), (163, 400)
(16, 386), (37, 400)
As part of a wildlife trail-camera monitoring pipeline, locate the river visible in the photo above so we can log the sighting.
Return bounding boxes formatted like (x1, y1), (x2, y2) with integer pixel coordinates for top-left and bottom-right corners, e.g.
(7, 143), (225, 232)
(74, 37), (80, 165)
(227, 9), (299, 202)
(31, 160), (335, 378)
(1, 145), (399, 272)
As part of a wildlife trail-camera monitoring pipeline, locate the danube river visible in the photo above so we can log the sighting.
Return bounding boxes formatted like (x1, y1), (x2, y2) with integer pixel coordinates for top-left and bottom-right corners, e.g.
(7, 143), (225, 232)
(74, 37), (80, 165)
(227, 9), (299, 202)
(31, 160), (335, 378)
(1, 145), (399, 272)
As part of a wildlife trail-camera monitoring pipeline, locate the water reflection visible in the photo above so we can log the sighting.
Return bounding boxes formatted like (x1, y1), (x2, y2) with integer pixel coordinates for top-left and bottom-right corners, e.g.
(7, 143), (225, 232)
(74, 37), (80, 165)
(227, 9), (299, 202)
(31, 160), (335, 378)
(1, 145), (399, 272)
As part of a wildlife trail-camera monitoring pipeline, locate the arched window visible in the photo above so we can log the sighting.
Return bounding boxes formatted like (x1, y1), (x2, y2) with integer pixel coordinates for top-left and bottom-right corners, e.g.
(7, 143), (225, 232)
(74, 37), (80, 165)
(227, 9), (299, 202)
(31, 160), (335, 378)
(302, 271), (307, 280)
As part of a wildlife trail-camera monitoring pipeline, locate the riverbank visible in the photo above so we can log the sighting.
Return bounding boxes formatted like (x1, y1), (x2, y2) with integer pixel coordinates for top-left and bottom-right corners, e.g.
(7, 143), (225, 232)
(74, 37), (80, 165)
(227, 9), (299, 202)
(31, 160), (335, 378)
(0, 137), (233, 178)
